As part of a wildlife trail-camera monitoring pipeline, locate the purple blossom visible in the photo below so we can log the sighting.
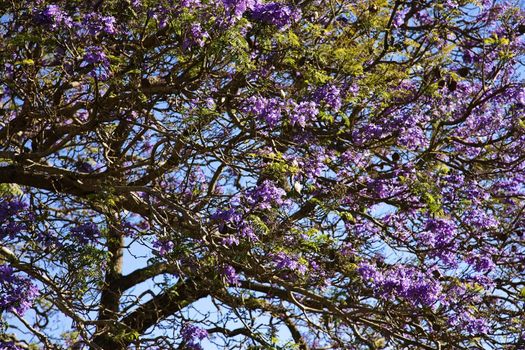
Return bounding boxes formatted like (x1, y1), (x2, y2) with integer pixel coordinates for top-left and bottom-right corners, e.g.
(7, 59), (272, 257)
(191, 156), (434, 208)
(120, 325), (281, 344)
(222, 265), (240, 285)
(359, 264), (443, 306)
(212, 207), (258, 242)
(466, 253), (495, 272)
(181, 323), (208, 350)
(0, 264), (39, 315)
(449, 310), (490, 335)
(184, 23), (209, 49)
(222, 0), (257, 18)
(314, 84), (342, 110)
(84, 46), (108, 65)
(181, 0), (201, 8)
(70, 223), (101, 244)
(357, 262), (382, 282)
(82, 13), (118, 35)
(251, 2), (301, 29)
(221, 235), (240, 246)
(0, 340), (24, 350)
(392, 7), (409, 28)
(464, 208), (498, 229)
(420, 218), (457, 247)
(243, 96), (283, 127)
(0, 200), (26, 222)
(83, 46), (111, 80)
(290, 101), (318, 127)
(272, 252), (307, 275)
(246, 180), (288, 210)
(35, 4), (72, 30)
(153, 239), (175, 256)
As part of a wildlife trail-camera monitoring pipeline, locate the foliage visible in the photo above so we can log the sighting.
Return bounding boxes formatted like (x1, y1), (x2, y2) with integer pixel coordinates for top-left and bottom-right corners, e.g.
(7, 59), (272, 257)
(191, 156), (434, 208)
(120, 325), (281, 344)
(1, 0), (525, 349)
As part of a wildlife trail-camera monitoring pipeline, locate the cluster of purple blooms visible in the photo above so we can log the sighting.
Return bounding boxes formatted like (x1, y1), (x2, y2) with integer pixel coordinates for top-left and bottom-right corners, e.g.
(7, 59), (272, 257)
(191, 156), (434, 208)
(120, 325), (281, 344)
(251, 2), (301, 29)
(243, 96), (284, 127)
(246, 180), (289, 210)
(313, 84), (342, 111)
(220, 0), (301, 28)
(69, 223), (101, 244)
(272, 252), (307, 275)
(243, 87), (342, 128)
(222, 265), (240, 285)
(152, 239), (175, 256)
(0, 200), (27, 241)
(290, 101), (319, 127)
(358, 263), (442, 307)
(82, 13), (118, 36)
(0, 264), (39, 316)
(419, 218), (459, 266)
(185, 23), (209, 49)
(0, 340), (24, 350)
(212, 207), (255, 244)
(181, 323), (208, 350)
(221, 0), (258, 18)
(83, 46), (111, 80)
(35, 4), (73, 30)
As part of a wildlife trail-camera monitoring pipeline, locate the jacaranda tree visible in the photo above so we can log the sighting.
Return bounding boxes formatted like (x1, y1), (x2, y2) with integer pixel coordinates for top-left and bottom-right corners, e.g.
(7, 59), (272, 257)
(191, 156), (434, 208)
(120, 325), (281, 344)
(1, 0), (525, 348)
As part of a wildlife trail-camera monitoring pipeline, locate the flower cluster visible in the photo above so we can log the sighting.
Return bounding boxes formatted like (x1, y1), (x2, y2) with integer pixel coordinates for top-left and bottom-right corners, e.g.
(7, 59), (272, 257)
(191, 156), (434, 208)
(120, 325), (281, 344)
(243, 96), (284, 127)
(181, 323), (208, 350)
(222, 265), (240, 285)
(246, 180), (289, 210)
(0, 264), (39, 315)
(82, 13), (118, 35)
(222, 0), (257, 18)
(69, 223), (101, 244)
(290, 101), (318, 127)
(35, 4), (72, 30)
(358, 263), (443, 306)
(313, 84), (342, 111)
(0, 200), (27, 241)
(251, 2), (301, 30)
(272, 252), (307, 275)
(83, 46), (111, 80)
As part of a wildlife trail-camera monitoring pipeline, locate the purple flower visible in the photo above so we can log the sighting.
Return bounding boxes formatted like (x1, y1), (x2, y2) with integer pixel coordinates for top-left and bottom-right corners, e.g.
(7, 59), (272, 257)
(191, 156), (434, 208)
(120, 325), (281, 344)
(243, 96), (284, 127)
(418, 219), (457, 266)
(222, 265), (240, 285)
(314, 84), (342, 110)
(0, 264), (39, 315)
(251, 2), (301, 30)
(464, 208), (498, 229)
(222, 0), (257, 18)
(449, 310), (490, 335)
(0, 200), (27, 222)
(36, 4), (72, 30)
(153, 239), (175, 256)
(184, 23), (209, 49)
(358, 262), (382, 282)
(246, 180), (288, 210)
(290, 101), (318, 127)
(220, 235), (240, 246)
(360, 264), (442, 306)
(466, 253), (495, 272)
(392, 7), (409, 28)
(85, 14), (117, 35)
(0, 340), (24, 350)
(181, 323), (208, 350)
(181, 0), (201, 7)
(83, 46), (108, 65)
(272, 252), (307, 275)
(83, 46), (111, 80)
(420, 218), (457, 247)
(70, 223), (101, 244)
